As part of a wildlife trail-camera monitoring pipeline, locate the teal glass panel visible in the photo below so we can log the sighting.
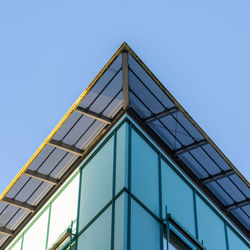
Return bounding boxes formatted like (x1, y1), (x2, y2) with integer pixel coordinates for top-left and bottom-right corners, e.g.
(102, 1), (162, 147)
(115, 122), (129, 195)
(161, 158), (195, 235)
(131, 199), (161, 250)
(77, 206), (112, 250)
(227, 227), (249, 250)
(79, 136), (114, 230)
(196, 195), (227, 250)
(114, 192), (128, 250)
(131, 128), (159, 216)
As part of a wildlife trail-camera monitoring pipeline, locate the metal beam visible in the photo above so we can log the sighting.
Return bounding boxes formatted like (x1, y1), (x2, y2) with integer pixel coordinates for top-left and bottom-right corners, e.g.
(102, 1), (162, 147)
(75, 107), (112, 124)
(2, 197), (35, 213)
(25, 170), (58, 185)
(122, 52), (129, 110)
(174, 139), (207, 155)
(0, 227), (14, 236)
(201, 169), (235, 184)
(48, 139), (83, 156)
(226, 199), (250, 212)
(144, 107), (179, 124)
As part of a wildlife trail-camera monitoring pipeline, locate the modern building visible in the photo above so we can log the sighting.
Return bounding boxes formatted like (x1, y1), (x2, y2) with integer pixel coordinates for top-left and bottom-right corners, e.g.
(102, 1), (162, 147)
(0, 43), (249, 250)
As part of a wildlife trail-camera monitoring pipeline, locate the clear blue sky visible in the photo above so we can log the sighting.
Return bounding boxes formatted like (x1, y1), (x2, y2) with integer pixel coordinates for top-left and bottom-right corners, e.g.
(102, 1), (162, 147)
(0, 0), (249, 193)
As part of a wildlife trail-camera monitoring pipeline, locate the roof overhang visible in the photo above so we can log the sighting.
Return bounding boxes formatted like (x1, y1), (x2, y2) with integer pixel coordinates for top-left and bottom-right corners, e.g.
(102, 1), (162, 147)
(0, 43), (249, 248)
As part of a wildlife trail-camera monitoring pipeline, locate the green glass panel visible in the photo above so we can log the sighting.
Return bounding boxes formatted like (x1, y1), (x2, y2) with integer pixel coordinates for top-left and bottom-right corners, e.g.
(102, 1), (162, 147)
(79, 136), (114, 230)
(114, 192), (128, 250)
(131, 129), (159, 216)
(161, 158), (195, 236)
(116, 122), (129, 195)
(77, 206), (112, 250)
(196, 195), (227, 250)
(22, 209), (49, 250)
(227, 227), (249, 250)
(131, 199), (161, 250)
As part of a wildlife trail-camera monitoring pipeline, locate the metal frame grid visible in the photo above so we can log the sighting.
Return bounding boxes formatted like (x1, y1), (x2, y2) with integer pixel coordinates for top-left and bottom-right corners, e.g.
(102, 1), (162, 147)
(75, 117), (249, 250)
(0, 42), (249, 248)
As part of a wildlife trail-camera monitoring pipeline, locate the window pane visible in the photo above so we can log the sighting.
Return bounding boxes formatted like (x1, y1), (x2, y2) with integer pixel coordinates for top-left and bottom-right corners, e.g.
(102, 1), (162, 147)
(47, 175), (79, 248)
(161, 159), (195, 236)
(131, 199), (160, 250)
(77, 206), (112, 250)
(196, 195), (227, 250)
(227, 227), (249, 250)
(116, 122), (129, 195)
(22, 209), (49, 250)
(79, 136), (114, 230)
(114, 192), (128, 250)
(131, 129), (159, 216)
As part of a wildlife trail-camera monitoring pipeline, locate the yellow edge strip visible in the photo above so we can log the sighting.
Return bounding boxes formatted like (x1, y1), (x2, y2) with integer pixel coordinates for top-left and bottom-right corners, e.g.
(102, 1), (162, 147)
(0, 42), (127, 201)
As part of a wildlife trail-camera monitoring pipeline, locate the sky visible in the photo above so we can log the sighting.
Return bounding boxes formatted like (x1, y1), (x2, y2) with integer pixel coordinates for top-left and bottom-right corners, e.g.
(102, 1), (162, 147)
(0, 0), (249, 194)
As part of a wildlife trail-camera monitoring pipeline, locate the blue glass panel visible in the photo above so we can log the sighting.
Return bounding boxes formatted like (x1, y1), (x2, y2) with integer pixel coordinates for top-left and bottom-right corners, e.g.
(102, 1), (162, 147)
(116, 122), (129, 195)
(131, 199), (160, 250)
(79, 136), (114, 230)
(131, 129), (159, 216)
(114, 192), (128, 250)
(161, 159), (196, 236)
(77, 206), (112, 250)
(196, 195), (227, 250)
(227, 227), (249, 250)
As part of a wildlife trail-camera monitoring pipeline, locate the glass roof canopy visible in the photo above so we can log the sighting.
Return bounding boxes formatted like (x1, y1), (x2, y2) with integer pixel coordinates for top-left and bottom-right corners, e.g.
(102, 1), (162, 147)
(0, 43), (249, 248)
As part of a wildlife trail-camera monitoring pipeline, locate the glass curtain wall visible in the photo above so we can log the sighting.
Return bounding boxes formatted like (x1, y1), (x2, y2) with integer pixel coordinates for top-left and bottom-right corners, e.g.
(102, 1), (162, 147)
(77, 117), (249, 250)
(9, 117), (248, 250)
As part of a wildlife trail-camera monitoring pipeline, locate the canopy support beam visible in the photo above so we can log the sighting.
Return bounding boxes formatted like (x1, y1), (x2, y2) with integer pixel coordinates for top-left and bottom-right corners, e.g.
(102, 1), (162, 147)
(25, 170), (58, 185)
(122, 51), (129, 110)
(75, 107), (112, 124)
(201, 170), (235, 184)
(226, 199), (250, 212)
(144, 107), (179, 124)
(2, 197), (35, 213)
(0, 227), (14, 236)
(48, 139), (84, 156)
(175, 139), (207, 155)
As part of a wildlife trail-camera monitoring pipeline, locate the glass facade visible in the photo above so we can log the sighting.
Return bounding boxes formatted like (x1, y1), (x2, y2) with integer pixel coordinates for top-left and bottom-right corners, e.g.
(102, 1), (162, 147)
(8, 117), (249, 250)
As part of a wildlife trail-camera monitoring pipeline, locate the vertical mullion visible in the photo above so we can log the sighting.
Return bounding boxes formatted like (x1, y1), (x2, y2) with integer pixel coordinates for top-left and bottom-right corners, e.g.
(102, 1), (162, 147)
(75, 168), (83, 250)
(159, 154), (164, 250)
(45, 204), (52, 250)
(193, 189), (199, 240)
(122, 52), (129, 110)
(20, 233), (24, 250)
(127, 122), (132, 250)
(111, 132), (117, 250)
(224, 223), (229, 250)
